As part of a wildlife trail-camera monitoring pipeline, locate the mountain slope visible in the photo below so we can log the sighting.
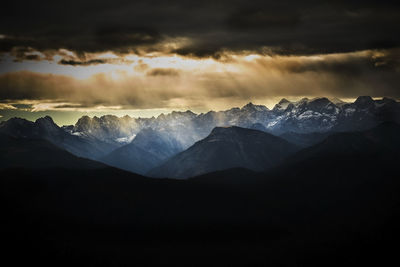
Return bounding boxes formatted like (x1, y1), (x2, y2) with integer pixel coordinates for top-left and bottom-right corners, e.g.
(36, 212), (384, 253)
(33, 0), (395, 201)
(0, 116), (115, 159)
(66, 97), (400, 146)
(101, 128), (183, 174)
(287, 121), (400, 164)
(2, 123), (400, 265)
(279, 131), (333, 147)
(148, 126), (298, 178)
(101, 144), (159, 175)
(0, 133), (105, 170)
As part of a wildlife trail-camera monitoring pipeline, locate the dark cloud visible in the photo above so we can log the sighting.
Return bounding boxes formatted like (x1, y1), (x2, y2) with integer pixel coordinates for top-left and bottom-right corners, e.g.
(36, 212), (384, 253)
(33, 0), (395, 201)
(59, 59), (108, 66)
(0, 71), (74, 100)
(146, 68), (180, 76)
(172, 44), (229, 59)
(1, 0), (400, 60)
(264, 51), (399, 76)
(226, 7), (300, 30)
(21, 54), (41, 61)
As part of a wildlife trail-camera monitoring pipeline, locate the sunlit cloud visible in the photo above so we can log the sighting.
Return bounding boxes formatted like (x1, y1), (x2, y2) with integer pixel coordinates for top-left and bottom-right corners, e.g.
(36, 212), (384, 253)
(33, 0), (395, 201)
(0, 103), (17, 110)
(0, 48), (399, 126)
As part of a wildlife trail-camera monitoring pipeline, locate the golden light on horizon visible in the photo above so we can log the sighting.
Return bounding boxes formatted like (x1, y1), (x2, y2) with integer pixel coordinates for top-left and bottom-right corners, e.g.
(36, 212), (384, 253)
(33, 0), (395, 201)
(0, 47), (398, 126)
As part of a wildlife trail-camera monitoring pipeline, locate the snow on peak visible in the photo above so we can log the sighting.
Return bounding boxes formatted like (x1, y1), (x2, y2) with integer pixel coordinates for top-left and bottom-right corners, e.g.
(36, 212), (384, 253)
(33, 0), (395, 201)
(273, 99), (292, 111)
(242, 102), (269, 112)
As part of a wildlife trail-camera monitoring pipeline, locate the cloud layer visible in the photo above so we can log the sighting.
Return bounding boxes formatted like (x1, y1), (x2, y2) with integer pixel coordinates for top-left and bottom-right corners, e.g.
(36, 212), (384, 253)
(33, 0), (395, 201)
(1, 0), (400, 60)
(0, 0), (399, 125)
(1, 50), (399, 111)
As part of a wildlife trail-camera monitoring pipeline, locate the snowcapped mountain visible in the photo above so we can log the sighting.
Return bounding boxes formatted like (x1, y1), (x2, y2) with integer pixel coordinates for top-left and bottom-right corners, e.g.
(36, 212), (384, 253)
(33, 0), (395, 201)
(67, 96), (399, 147)
(1, 96), (398, 171)
(72, 115), (140, 145)
(267, 97), (342, 133)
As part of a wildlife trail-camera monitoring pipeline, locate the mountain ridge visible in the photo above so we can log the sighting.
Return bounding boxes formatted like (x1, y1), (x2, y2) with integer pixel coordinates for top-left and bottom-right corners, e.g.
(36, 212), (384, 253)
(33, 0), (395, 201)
(148, 126), (299, 179)
(1, 96), (399, 174)
(63, 96), (400, 148)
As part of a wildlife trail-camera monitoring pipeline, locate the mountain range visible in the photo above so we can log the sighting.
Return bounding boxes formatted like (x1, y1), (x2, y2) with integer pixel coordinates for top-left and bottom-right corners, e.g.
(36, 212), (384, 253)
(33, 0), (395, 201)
(65, 96), (400, 147)
(0, 96), (399, 177)
(1, 118), (400, 265)
(100, 127), (183, 174)
(1, 96), (400, 265)
(0, 116), (115, 160)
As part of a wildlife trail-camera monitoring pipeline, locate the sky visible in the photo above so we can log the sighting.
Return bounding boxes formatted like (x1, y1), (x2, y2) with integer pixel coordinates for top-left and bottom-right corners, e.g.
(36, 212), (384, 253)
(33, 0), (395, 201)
(0, 0), (399, 125)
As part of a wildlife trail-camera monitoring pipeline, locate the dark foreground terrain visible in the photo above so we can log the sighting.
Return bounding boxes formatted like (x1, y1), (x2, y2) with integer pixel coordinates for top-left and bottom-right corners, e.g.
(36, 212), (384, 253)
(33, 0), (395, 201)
(1, 123), (400, 266)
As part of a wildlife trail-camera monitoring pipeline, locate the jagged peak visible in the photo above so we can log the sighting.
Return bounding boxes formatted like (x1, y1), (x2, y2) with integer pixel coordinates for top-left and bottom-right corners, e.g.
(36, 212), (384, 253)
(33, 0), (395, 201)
(242, 102), (269, 111)
(6, 117), (32, 123)
(184, 110), (196, 115)
(296, 97), (309, 104)
(1, 117), (34, 130)
(100, 114), (119, 120)
(278, 98), (291, 105)
(35, 115), (57, 126)
(308, 97), (333, 107)
(355, 95), (373, 103)
(382, 97), (396, 103)
(273, 99), (293, 110)
(309, 97), (331, 103)
(163, 110), (197, 118)
(75, 115), (92, 124)
(329, 97), (345, 104)
(243, 102), (254, 107)
(36, 115), (54, 122)
(157, 113), (166, 119)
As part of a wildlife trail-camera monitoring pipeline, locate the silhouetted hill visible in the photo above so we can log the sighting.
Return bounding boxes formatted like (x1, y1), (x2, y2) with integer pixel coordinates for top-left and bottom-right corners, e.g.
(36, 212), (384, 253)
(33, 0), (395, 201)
(0, 133), (105, 170)
(2, 128), (400, 265)
(287, 121), (400, 164)
(2, 122), (400, 265)
(0, 116), (115, 159)
(149, 126), (299, 178)
(279, 131), (333, 147)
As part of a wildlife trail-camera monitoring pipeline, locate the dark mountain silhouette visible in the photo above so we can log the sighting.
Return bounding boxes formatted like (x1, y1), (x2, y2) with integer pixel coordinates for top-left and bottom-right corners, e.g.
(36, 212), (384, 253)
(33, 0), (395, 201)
(2, 122), (400, 265)
(249, 122), (269, 132)
(288, 121), (400, 163)
(0, 116), (115, 159)
(0, 96), (398, 167)
(149, 126), (299, 178)
(1, 101), (400, 265)
(279, 131), (333, 147)
(0, 133), (105, 170)
(333, 96), (400, 132)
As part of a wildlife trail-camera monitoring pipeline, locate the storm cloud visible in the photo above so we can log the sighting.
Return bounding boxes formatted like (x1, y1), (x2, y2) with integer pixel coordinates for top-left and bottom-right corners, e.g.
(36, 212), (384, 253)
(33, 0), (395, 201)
(1, 0), (400, 60)
(0, 0), (399, 124)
